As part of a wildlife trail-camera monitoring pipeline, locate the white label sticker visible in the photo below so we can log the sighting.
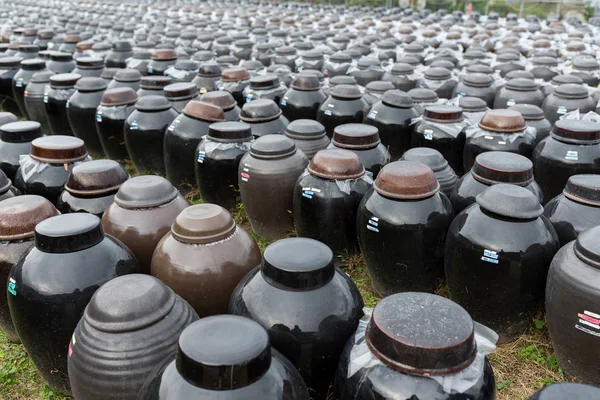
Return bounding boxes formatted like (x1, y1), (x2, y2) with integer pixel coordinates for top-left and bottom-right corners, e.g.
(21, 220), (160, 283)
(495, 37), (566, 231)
(197, 151), (205, 163)
(484, 135), (494, 140)
(481, 249), (499, 264)
(96, 113), (102, 122)
(324, 109), (332, 116)
(66, 100), (70, 109)
(367, 216), (380, 232)
(507, 99), (516, 106)
(498, 141), (506, 145)
(130, 121), (139, 130)
(423, 129), (433, 140)
(566, 150), (578, 161)
(15, 79), (23, 88)
(576, 310), (600, 337)
(557, 106), (568, 115)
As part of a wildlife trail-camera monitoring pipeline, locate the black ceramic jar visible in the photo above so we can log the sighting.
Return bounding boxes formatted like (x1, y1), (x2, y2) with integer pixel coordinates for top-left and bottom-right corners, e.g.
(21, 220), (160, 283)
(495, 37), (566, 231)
(104, 40), (133, 69)
(401, 147), (458, 197)
(417, 67), (457, 100)
(192, 63), (221, 95)
(13, 58), (48, 119)
(493, 78), (545, 109)
(147, 49), (178, 76)
(363, 81), (395, 108)
(349, 57), (384, 86)
(67, 274), (199, 400)
(23, 70), (53, 135)
(527, 383), (600, 400)
(542, 84), (596, 125)
(445, 184), (559, 342)
(137, 315), (310, 399)
(382, 62), (418, 92)
(239, 99), (289, 138)
(125, 96), (178, 176)
(47, 51), (74, 74)
(239, 135), (309, 239)
(96, 87), (138, 164)
(243, 74), (287, 105)
(508, 103), (552, 146)
(106, 69), (142, 92)
(229, 237), (364, 399)
(67, 77), (107, 158)
(0, 121), (43, 181)
(453, 73), (496, 108)
(137, 76), (172, 98)
(164, 82), (199, 114)
(72, 57), (104, 78)
(195, 121), (252, 210)
(44, 73), (80, 136)
(284, 119), (330, 160)
(0, 57), (23, 116)
(8, 213), (138, 393)
(280, 74), (327, 122)
(216, 67), (251, 108)
(317, 84), (368, 138)
(358, 161), (454, 295)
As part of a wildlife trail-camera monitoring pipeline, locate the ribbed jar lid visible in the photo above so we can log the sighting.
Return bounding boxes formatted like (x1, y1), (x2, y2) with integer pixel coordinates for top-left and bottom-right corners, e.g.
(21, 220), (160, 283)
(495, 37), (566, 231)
(171, 204), (236, 244)
(30, 71), (55, 83)
(391, 62), (414, 75)
(176, 316), (272, 390)
(366, 80), (394, 94)
(332, 124), (380, 150)
(200, 91), (236, 111)
(207, 121), (252, 142)
(140, 76), (172, 90)
(262, 237), (335, 290)
(381, 90), (414, 108)
(182, 100), (225, 122)
(249, 74), (280, 90)
(505, 78), (537, 91)
(65, 159), (128, 196)
(506, 70), (535, 80)
(476, 183), (543, 219)
(100, 87), (139, 106)
(459, 97), (487, 113)
(424, 105), (463, 122)
(573, 57), (599, 70)
(551, 74), (583, 85)
(135, 95), (172, 112)
(479, 109), (526, 133)
(250, 134), (296, 160)
(374, 161), (439, 199)
(408, 88), (438, 103)
(0, 57), (23, 69)
(220, 67), (250, 82)
(240, 99), (281, 122)
(114, 175), (179, 209)
(20, 58), (47, 70)
(34, 213), (104, 253)
(552, 120), (600, 143)
(0, 195), (59, 240)
(0, 121), (42, 143)
(424, 67), (451, 80)
(285, 119), (326, 140)
(30, 136), (88, 163)
(291, 74), (320, 91)
(430, 59), (456, 70)
(463, 73), (493, 88)
(472, 151), (534, 186)
(308, 149), (365, 180)
(114, 69), (142, 83)
(366, 293), (476, 376)
(507, 104), (544, 121)
(555, 83), (589, 100)
(75, 56), (104, 69)
(563, 174), (600, 206)
(401, 147), (449, 172)
(164, 82), (199, 101)
(49, 73), (80, 88)
(151, 49), (177, 60)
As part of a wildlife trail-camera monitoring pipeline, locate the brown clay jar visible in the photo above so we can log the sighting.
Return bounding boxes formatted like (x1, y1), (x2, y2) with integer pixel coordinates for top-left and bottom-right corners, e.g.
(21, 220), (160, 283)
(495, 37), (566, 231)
(151, 204), (261, 318)
(102, 175), (190, 275)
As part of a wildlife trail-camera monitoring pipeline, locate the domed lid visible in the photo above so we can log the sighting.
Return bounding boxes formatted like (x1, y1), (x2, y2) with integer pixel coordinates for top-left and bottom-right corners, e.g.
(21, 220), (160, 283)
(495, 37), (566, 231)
(0, 195), (59, 241)
(332, 124), (380, 150)
(552, 120), (600, 143)
(174, 60), (199, 71)
(101, 68), (119, 80)
(331, 84), (362, 100)
(114, 175), (179, 209)
(74, 77), (107, 92)
(563, 174), (600, 206)
(496, 52), (520, 62)
(471, 151), (534, 186)
(250, 135), (296, 159)
(49, 73), (80, 88)
(381, 89), (414, 108)
(505, 78), (537, 91)
(171, 204), (236, 244)
(285, 119), (326, 140)
(100, 87), (139, 106)
(374, 161), (439, 199)
(357, 57), (379, 69)
(390, 62), (414, 75)
(49, 51), (72, 61)
(430, 59), (456, 70)
(180, 100), (224, 122)
(176, 316), (272, 390)
(30, 70), (54, 83)
(478, 109), (526, 133)
(366, 292), (476, 376)
(506, 70), (535, 80)
(63, 34), (82, 44)
(476, 183), (543, 219)
(555, 83), (589, 100)
(303, 50), (324, 61)
(30, 136), (87, 163)
(424, 105), (463, 122)
(551, 74), (584, 85)
(240, 99), (281, 122)
(200, 91), (236, 111)
(0, 57), (23, 69)
(532, 56), (558, 66)
(365, 81), (394, 94)
(114, 69), (142, 83)
(408, 88), (438, 103)
(308, 149), (365, 180)
(262, 237), (335, 290)
(220, 67), (250, 82)
(20, 58), (47, 70)
(18, 44), (40, 54)
(85, 274), (176, 333)
(329, 75), (356, 87)
(249, 74), (280, 90)
(463, 73), (493, 88)
(401, 147), (449, 172)
(0, 121), (42, 143)
(65, 159), (128, 196)
(291, 73), (320, 91)
(151, 49), (177, 61)
(330, 52), (352, 63)
(573, 57), (599, 70)
(34, 213), (104, 253)
(0, 113), (17, 127)
(164, 82), (199, 101)
(466, 64), (494, 75)
(197, 63), (221, 78)
(507, 104), (544, 121)
(528, 383), (600, 400)
(140, 76), (172, 90)
(458, 96), (487, 113)
(424, 67), (451, 80)
(208, 121), (252, 142)
(135, 95), (172, 112)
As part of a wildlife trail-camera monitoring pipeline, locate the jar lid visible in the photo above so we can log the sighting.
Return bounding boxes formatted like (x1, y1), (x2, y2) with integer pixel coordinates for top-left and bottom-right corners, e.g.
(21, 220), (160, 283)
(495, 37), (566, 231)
(357, 57), (379, 68)
(573, 57), (599, 70)
(0, 195), (59, 241)
(208, 121), (252, 142)
(85, 274), (176, 333)
(276, 46), (296, 56)
(332, 123), (380, 150)
(408, 88), (438, 103)
(0, 57), (23, 69)
(114, 69), (142, 83)
(424, 105), (463, 122)
(49, 73), (81, 88)
(308, 149), (365, 180)
(30, 135), (88, 163)
(115, 175), (179, 209)
(285, 119), (326, 140)
(174, 59), (199, 71)
(249, 74), (280, 90)
(331, 84), (362, 100)
(303, 50), (324, 61)
(262, 237), (335, 290)
(330, 52), (351, 63)
(329, 75), (356, 87)
(459, 96), (487, 113)
(63, 34), (82, 44)
(365, 292), (476, 376)
(476, 183), (543, 219)
(250, 134), (296, 159)
(200, 91), (236, 111)
(240, 99), (281, 123)
(65, 159), (128, 196)
(220, 67), (250, 82)
(291, 73), (320, 91)
(505, 78), (537, 91)
(140, 75), (172, 90)
(472, 151), (534, 186)
(555, 83), (589, 100)
(134, 95), (172, 112)
(463, 72), (493, 88)
(507, 104), (544, 121)
(424, 67), (451, 80)
(391, 62), (414, 75)
(478, 109), (526, 133)
(176, 316), (272, 390)
(151, 49), (177, 61)
(551, 75), (583, 87)
(430, 59), (455, 70)
(164, 82), (199, 101)
(496, 52), (520, 62)
(0, 121), (42, 143)
(532, 56), (558, 66)
(100, 87), (139, 106)
(506, 70), (534, 80)
(75, 41), (93, 53)
(35, 213), (104, 253)
(74, 77), (107, 92)
(374, 161), (439, 199)
(466, 64), (494, 75)
(0, 113), (17, 127)
(171, 204), (236, 244)
(552, 120), (600, 143)
(365, 80), (394, 94)
(101, 68), (119, 80)
(529, 383), (600, 400)
(381, 89), (414, 108)
(575, 226), (600, 268)
(563, 174), (600, 206)
(30, 70), (55, 84)
(48, 51), (72, 62)
(20, 58), (46, 70)
(18, 44), (40, 54)
(197, 63), (221, 78)
(401, 147), (449, 172)
(182, 100), (225, 122)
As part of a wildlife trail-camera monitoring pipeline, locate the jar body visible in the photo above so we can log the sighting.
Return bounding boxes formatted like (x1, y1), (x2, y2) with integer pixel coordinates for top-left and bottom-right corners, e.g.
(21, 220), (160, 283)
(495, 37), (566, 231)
(168, 95), (197, 114)
(72, 67), (103, 78)
(14, 68), (48, 119)
(317, 98), (368, 138)
(105, 52), (131, 69)
(0, 141), (41, 181)
(24, 81), (52, 134)
(381, 72), (416, 92)
(246, 117), (289, 138)
(349, 69), (384, 87)
(280, 88), (327, 122)
(412, 120), (467, 176)
(0, 70), (21, 116)
(192, 76), (220, 95)
(416, 78), (457, 100)
(527, 118), (552, 146)
(57, 192), (116, 218)
(287, 136), (330, 160)
(244, 85), (287, 105)
(493, 88), (545, 109)
(463, 132), (536, 173)
(364, 103), (419, 159)
(14, 161), (80, 205)
(542, 94), (596, 125)
(544, 195), (600, 247)
(95, 105), (135, 164)
(45, 87), (76, 136)
(67, 91), (106, 158)
(453, 83), (496, 108)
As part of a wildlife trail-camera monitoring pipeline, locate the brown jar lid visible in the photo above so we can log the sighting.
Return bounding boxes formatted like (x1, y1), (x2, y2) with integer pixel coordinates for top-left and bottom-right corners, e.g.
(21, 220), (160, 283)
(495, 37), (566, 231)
(75, 40), (93, 52)
(0, 57), (23, 69)
(374, 161), (439, 200)
(472, 151), (533, 186)
(100, 87), (139, 106)
(220, 67), (250, 82)
(65, 159), (128, 196)
(478, 109), (526, 133)
(291, 73), (320, 91)
(207, 121), (252, 142)
(240, 99), (281, 122)
(182, 100), (225, 122)
(171, 204), (236, 244)
(0, 195), (59, 240)
(164, 82), (199, 101)
(555, 83), (589, 100)
(64, 34), (82, 43)
(553, 120), (600, 143)
(114, 175), (179, 209)
(30, 136), (88, 163)
(331, 84), (362, 100)
(332, 124), (380, 150)
(152, 49), (177, 61)
(49, 73), (81, 88)
(200, 91), (236, 111)
(476, 183), (543, 219)
(563, 174), (600, 206)
(424, 105), (463, 123)
(308, 149), (365, 180)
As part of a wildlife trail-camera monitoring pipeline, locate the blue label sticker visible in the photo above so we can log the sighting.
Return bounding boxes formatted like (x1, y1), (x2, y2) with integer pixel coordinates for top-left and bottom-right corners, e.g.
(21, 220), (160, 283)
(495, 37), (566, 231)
(197, 151), (205, 163)
(324, 109), (332, 116)
(15, 80), (22, 88)
(96, 113), (102, 122)
(130, 121), (139, 130)
(66, 100), (70, 109)
(481, 249), (499, 264)
(147, 67), (153, 74)
(43, 95), (48, 103)
(280, 99), (287, 106)
(367, 225), (379, 233)
(7, 278), (16, 296)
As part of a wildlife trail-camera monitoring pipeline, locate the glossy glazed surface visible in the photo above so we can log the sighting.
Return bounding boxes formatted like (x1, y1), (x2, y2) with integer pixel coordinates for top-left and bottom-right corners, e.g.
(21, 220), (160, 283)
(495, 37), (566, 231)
(317, 97), (368, 138)
(412, 120), (467, 176)
(542, 93), (596, 125)
(95, 105), (135, 164)
(464, 132), (537, 173)
(280, 88), (327, 122)
(544, 194), (600, 247)
(364, 101), (420, 160)
(24, 80), (52, 134)
(14, 161), (81, 205)
(67, 90), (106, 158)
(45, 86), (76, 136)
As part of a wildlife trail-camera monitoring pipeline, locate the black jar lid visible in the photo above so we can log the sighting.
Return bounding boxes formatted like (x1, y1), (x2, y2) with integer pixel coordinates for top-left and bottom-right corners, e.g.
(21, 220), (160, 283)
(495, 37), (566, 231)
(0, 57), (24, 69)
(65, 159), (128, 196)
(551, 74), (583, 85)
(250, 134), (296, 160)
(552, 120), (600, 143)
(331, 84), (362, 100)
(35, 213), (104, 253)
(131, 50), (152, 60)
(140, 75), (172, 90)
(275, 46), (296, 56)
(172, 204), (236, 244)
(85, 274), (176, 333)
(424, 105), (463, 123)
(240, 99), (281, 123)
(302, 50), (324, 61)
(262, 237), (335, 290)
(18, 44), (40, 54)
(476, 183), (543, 219)
(528, 382), (600, 400)
(308, 149), (365, 180)
(49, 73), (80, 88)
(563, 174), (600, 206)
(174, 59), (199, 71)
(176, 316), (272, 390)
(390, 62), (414, 75)
(329, 75), (356, 87)
(101, 68), (119, 81)
(100, 87), (139, 106)
(208, 121), (252, 142)
(532, 56), (558, 66)
(424, 67), (451, 80)
(401, 147), (449, 172)
(20, 58), (46, 71)
(0, 121), (42, 143)
(459, 96), (487, 113)
(332, 123), (380, 150)
(114, 69), (142, 83)
(507, 104), (544, 121)
(114, 175), (179, 209)
(249, 74), (279, 90)
(430, 59), (455, 70)
(408, 88), (438, 103)
(164, 82), (199, 101)
(505, 78), (537, 91)
(374, 161), (439, 199)
(463, 72), (493, 88)
(291, 73), (320, 91)
(111, 40), (133, 52)
(200, 91), (236, 111)
(574, 226), (600, 269)
(135, 95), (172, 112)
(75, 77), (108, 92)
(506, 70), (535, 80)
(555, 83), (589, 100)
(365, 80), (394, 94)
(573, 57), (599, 70)
(329, 52), (352, 63)
(366, 292), (476, 376)
(472, 151), (534, 186)
(48, 51), (71, 62)
(357, 57), (379, 69)
(30, 136), (88, 163)
(381, 89), (414, 108)
(30, 70), (55, 83)
(285, 119), (326, 140)
(182, 100), (225, 122)
(0, 195), (59, 241)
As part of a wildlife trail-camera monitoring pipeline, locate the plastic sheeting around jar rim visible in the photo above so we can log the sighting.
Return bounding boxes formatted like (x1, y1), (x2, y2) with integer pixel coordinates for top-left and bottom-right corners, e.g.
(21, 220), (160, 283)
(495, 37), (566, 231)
(164, 66), (199, 82)
(465, 124), (537, 144)
(43, 84), (76, 101)
(201, 139), (252, 159)
(417, 75), (458, 92)
(559, 109), (600, 124)
(18, 154), (92, 183)
(322, 60), (355, 77)
(412, 115), (470, 139)
(347, 308), (498, 395)
(243, 84), (286, 103)
(299, 168), (374, 195)
(96, 104), (135, 121)
(217, 79), (250, 93)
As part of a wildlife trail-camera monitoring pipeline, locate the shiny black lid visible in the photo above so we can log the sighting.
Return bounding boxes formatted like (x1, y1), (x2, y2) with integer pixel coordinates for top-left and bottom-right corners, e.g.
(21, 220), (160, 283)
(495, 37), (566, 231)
(563, 174), (600, 206)
(472, 151), (534, 186)
(75, 77), (108, 92)
(250, 134), (296, 160)
(34, 213), (104, 253)
(20, 58), (46, 71)
(197, 63), (221, 77)
(476, 183), (543, 219)
(285, 119), (326, 140)
(134, 95), (172, 112)
(207, 121), (252, 142)
(112, 40), (132, 52)
(0, 121), (43, 143)
(401, 147), (449, 172)
(249, 74), (279, 90)
(552, 120), (600, 143)
(381, 89), (414, 108)
(114, 175), (179, 209)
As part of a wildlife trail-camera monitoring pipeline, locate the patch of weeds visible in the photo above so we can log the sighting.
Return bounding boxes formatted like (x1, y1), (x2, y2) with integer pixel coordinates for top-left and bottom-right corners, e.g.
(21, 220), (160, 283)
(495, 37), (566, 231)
(497, 379), (511, 391)
(338, 252), (380, 308)
(533, 317), (545, 330)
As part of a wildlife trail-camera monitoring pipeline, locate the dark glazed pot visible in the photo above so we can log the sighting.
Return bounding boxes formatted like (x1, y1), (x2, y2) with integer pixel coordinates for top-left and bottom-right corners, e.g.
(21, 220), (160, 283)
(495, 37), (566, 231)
(417, 67), (457, 100)
(104, 40), (133, 68)
(244, 75), (287, 105)
(200, 91), (240, 121)
(107, 69), (142, 92)
(147, 49), (178, 76)
(317, 84), (368, 138)
(381, 63), (417, 92)
(401, 147), (457, 197)
(57, 160), (128, 218)
(530, 56), (559, 82)
(24, 71), (54, 134)
(544, 175), (600, 247)
(527, 383), (600, 399)
(164, 100), (225, 195)
(493, 78), (544, 109)
(152, 204), (261, 317)
(348, 57), (384, 86)
(72, 57), (104, 78)
(333, 293), (496, 400)
(546, 227), (600, 385)
(239, 99), (289, 138)
(195, 122), (252, 210)
(137, 76), (172, 98)
(44, 73), (80, 136)
(13, 58), (48, 119)
(508, 103), (552, 146)
(239, 135), (309, 239)
(362, 81), (395, 108)
(216, 67), (251, 108)
(280, 74), (327, 122)
(445, 184), (559, 342)
(229, 237), (364, 400)
(407, 87), (439, 115)
(67, 77), (107, 158)
(358, 161), (454, 295)
(137, 315), (310, 399)
(0, 57), (23, 116)
(164, 83), (199, 113)
(542, 84), (596, 125)
(294, 149), (371, 256)
(192, 63), (221, 95)
(285, 119), (330, 160)
(364, 90), (419, 159)
(125, 96), (178, 176)
(8, 213), (138, 393)
(0, 121), (43, 181)
(96, 87), (138, 164)
(533, 120), (600, 202)
(47, 51), (74, 74)
(68, 274), (198, 400)
(572, 57), (600, 87)
(452, 73), (496, 108)
(0, 195), (58, 343)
